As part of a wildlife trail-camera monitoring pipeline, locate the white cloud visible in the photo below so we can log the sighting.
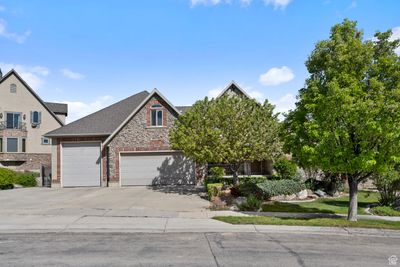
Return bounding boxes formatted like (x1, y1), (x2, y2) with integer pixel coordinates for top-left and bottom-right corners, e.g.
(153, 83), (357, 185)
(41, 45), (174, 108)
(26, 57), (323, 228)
(0, 62), (50, 90)
(191, 0), (224, 6)
(259, 66), (295, 86)
(390, 27), (400, 56)
(263, 0), (291, 9)
(60, 68), (85, 80)
(57, 95), (114, 123)
(272, 93), (296, 119)
(208, 86), (224, 98)
(240, 0), (252, 6)
(0, 19), (31, 44)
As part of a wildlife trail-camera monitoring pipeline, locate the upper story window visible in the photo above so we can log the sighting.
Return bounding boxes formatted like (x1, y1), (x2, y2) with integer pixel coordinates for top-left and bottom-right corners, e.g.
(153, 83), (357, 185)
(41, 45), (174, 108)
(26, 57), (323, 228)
(10, 84), (17, 93)
(6, 112), (21, 129)
(150, 104), (163, 127)
(31, 111), (41, 125)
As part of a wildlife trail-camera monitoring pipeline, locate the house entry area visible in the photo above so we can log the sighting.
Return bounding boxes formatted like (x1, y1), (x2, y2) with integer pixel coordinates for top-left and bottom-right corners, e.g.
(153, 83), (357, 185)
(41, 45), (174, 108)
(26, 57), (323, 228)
(120, 152), (195, 186)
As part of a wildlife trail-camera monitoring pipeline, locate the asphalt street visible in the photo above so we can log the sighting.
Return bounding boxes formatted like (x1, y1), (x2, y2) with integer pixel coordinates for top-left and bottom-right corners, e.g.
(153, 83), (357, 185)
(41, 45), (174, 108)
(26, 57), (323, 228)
(0, 232), (398, 267)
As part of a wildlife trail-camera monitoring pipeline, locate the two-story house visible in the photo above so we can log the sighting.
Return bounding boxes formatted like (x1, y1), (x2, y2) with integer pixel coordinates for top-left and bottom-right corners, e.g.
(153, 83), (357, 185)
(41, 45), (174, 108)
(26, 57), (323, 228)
(0, 69), (67, 171)
(46, 81), (272, 187)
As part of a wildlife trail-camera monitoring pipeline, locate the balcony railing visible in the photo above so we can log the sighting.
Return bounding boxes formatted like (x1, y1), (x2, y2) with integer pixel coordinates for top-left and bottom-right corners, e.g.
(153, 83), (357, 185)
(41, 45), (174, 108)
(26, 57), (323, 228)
(0, 121), (27, 131)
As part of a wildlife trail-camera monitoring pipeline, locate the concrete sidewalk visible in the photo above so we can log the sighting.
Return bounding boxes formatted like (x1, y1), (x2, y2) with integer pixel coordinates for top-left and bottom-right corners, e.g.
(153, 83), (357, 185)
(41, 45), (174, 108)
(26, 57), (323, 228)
(1, 213), (400, 238)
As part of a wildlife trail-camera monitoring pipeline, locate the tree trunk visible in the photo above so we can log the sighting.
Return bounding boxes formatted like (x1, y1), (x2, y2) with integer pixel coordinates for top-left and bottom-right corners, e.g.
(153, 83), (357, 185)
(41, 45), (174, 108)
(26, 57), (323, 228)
(347, 175), (359, 221)
(232, 169), (240, 186)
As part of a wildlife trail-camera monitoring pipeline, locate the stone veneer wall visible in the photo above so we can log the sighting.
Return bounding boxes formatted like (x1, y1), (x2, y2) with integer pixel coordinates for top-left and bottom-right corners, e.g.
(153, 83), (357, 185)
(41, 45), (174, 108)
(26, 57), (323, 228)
(0, 153), (50, 171)
(107, 95), (178, 183)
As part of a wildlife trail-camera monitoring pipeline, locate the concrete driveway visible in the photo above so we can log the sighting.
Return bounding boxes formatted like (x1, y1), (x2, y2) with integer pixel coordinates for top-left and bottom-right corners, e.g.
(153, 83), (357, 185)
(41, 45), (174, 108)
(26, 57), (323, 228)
(0, 186), (210, 218)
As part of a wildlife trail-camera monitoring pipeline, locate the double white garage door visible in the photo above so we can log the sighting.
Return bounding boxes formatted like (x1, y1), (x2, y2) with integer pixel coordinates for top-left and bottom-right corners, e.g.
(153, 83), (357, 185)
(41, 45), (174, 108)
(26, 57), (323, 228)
(61, 142), (194, 187)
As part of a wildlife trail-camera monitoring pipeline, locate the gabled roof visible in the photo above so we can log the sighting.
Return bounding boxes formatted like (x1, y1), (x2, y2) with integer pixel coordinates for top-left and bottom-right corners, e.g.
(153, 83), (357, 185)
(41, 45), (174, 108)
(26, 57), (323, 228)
(217, 80), (252, 99)
(0, 69), (65, 126)
(102, 89), (181, 146)
(45, 91), (150, 137)
(45, 102), (68, 116)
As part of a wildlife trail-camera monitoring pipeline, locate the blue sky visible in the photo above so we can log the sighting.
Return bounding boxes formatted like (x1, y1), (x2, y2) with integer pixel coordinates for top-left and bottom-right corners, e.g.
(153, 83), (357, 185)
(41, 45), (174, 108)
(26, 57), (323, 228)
(0, 0), (399, 122)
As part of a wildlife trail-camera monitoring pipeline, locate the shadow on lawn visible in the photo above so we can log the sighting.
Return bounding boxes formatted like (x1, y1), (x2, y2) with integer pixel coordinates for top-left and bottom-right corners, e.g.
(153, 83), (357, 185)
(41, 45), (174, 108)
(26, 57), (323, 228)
(262, 202), (335, 214)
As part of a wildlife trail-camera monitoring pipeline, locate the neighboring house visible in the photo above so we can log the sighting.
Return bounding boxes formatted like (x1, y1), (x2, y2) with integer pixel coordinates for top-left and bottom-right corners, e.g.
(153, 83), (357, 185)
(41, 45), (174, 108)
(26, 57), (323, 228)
(0, 69), (67, 171)
(45, 81), (271, 188)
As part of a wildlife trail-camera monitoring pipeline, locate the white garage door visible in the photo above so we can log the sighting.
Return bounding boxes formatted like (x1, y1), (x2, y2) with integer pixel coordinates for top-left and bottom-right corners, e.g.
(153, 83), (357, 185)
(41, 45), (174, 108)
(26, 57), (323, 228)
(62, 142), (101, 187)
(120, 152), (195, 186)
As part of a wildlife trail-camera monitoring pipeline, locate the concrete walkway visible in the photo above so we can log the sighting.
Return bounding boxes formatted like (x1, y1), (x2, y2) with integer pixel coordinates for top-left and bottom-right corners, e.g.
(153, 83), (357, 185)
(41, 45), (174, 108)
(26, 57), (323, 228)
(1, 213), (400, 238)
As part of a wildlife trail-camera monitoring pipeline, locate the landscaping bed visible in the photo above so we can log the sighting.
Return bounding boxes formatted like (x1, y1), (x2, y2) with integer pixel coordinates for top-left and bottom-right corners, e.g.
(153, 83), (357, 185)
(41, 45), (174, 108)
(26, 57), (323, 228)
(214, 216), (400, 230)
(262, 191), (379, 215)
(0, 168), (39, 190)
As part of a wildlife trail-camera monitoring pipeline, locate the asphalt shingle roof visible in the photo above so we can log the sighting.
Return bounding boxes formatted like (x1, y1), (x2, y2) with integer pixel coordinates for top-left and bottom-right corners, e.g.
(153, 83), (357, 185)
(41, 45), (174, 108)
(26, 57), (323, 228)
(45, 102), (68, 115)
(45, 90), (149, 137)
(175, 106), (192, 114)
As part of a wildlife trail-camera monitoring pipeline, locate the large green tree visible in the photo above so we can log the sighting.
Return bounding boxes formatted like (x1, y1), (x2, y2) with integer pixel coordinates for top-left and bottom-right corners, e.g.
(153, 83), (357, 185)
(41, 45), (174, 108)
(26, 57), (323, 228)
(170, 95), (282, 185)
(283, 19), (400, 221)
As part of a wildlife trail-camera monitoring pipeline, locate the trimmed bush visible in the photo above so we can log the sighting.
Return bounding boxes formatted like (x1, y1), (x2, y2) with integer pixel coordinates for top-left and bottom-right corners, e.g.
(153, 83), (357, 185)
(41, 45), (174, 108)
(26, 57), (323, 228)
(204, 176), (268, 188)
(273, 158), (297, 180)
(209, 167), (225, 178)
(14, 173), (37, 187)
(239, 194), (262, 211)
(373, 171), (400, 206)
(207, 183), (223, 200)
(0, 168), (16, 190)
(0, 168), (38, 189)
(256, 179), (306, 199)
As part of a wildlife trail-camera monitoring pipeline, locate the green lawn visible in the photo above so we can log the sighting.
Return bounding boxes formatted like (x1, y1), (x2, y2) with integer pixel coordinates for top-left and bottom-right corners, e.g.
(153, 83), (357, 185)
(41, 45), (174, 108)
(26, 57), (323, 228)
(262, 191), (379, 215)
(370, 206), (400, 216)
(214, 216), (400, 230)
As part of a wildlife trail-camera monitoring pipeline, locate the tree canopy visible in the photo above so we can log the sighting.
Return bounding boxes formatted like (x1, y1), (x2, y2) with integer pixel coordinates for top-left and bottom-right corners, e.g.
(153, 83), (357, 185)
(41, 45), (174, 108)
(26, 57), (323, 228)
(283, 19), (400, 220)
(170, 94), (282, 184)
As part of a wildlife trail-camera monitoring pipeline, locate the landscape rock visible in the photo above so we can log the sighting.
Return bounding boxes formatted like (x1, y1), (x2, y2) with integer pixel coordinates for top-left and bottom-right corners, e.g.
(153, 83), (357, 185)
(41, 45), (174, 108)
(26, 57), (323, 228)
(315, 189), (327, 197)
(234, 197), (247, 206)
(296, 189), (308, 200)
(229, 205), (240, 211)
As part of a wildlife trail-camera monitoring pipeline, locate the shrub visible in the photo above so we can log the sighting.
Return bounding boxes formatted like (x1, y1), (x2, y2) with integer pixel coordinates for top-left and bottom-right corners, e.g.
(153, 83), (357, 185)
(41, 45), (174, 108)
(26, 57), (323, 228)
(209, 167), (225, 178)
(256, 179), (306, 199)
(373, 171), (400, 206)
(239, 194), (262, 211)
(14, 172), (37, 187)
(207, 183), (223, 200)
(0, 168), (16, 190)
(273, 158), (297, 180)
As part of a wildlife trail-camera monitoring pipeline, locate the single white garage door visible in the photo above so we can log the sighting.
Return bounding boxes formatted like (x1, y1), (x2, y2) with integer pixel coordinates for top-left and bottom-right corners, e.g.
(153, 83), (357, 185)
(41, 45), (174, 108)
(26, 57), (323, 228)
(120, 152), (195, 186)
(62, 142), (101, 187)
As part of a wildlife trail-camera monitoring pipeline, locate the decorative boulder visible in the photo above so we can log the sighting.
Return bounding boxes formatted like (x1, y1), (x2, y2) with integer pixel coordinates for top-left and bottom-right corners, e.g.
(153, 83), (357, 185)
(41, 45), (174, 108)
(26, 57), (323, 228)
(315, 189), (327, 197)
(234, 197), (247, 206)
(296, 189), (308, 200)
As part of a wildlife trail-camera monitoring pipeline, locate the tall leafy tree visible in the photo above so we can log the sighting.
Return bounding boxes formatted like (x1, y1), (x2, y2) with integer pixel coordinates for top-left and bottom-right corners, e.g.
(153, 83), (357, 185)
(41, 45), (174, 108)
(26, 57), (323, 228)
(170, 95), (282, 185)
(283, 19), (400, 221)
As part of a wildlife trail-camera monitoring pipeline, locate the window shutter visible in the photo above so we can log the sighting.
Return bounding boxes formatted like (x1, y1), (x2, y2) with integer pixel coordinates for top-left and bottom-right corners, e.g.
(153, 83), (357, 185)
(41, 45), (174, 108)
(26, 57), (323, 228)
(30, 111), (33, 124)
(38, 112), (42, 124)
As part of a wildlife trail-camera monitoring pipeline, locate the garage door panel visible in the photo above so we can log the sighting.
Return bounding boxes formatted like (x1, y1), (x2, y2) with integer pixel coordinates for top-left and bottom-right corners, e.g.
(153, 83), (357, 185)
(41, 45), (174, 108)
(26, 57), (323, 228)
(120, 153), (195, 186)
(62, 142), (101, 187)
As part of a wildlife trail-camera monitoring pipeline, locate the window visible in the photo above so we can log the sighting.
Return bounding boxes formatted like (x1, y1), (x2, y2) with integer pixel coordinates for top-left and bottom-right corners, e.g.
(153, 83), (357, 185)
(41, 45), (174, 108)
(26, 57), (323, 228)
(22, 138), (26, 152)
(10, 84), (16, 93)
(150, 104), (163, 126)
(6, 112), (21, 129)
(7, 138), (18, 152)
(0, 138), (2, 152)
(41, 138), (50, 145)
(31, 111), (41, 125)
